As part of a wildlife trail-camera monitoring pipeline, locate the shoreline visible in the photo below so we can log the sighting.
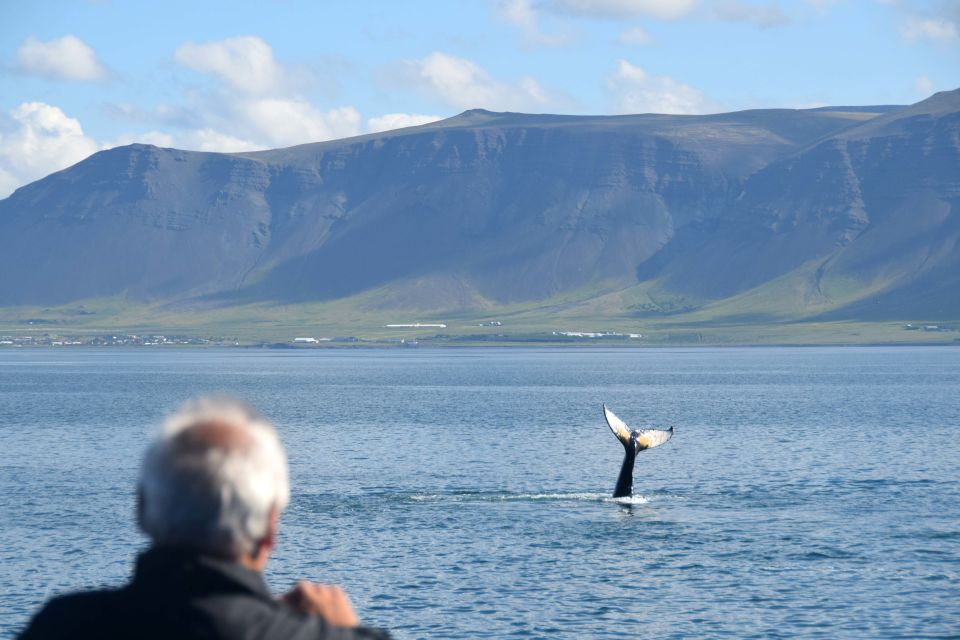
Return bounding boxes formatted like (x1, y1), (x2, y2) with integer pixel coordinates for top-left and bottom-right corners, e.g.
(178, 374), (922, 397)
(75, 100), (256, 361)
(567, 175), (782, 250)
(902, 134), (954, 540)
(2, 340), (959, 350)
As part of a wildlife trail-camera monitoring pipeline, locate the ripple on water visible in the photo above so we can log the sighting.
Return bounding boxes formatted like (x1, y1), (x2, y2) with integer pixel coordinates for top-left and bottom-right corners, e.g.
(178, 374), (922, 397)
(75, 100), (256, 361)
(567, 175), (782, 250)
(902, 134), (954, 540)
(2, 347), (959, 639)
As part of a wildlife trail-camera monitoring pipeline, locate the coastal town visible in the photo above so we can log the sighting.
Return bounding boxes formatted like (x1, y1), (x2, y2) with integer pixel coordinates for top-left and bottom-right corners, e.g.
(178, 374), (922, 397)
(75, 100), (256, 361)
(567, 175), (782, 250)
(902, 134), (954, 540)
(0, 321), (955, 348)
(0, 334), (226, 347)
(0, 331), (644, 347)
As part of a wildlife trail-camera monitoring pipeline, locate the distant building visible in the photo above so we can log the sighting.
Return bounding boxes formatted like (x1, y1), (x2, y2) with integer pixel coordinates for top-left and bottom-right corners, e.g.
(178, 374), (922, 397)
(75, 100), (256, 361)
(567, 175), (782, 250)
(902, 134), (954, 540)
(385, 323), (446, 328)
(554, 331), (626, 338)
(293, 337), (319, 343)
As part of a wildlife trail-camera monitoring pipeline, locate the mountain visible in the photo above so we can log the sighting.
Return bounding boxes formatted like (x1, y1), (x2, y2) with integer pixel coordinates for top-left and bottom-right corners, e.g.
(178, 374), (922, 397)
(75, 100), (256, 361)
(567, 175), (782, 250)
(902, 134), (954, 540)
(0, 91), (957, 332)
(639, 90), (960, 320)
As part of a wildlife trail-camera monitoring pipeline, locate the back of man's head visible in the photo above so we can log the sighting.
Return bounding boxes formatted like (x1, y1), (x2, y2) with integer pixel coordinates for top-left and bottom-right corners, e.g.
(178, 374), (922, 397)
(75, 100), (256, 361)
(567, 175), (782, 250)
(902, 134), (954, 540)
(138, 397), (290, 559)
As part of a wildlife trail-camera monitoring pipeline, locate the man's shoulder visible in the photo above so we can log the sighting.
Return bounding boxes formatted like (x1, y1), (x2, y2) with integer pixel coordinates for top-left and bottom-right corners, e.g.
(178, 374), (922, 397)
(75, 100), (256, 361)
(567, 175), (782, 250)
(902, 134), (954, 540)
(18, 587), (126, 639)
(20, 587), (390, 640)
(47, 587), (123, 608)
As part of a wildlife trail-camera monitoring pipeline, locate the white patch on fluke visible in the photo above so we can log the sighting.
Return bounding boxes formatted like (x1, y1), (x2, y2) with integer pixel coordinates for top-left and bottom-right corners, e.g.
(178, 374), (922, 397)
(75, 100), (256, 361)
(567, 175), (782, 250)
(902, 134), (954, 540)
(603, 404), (673, 450)
(636, 427), (673, 450)
(603, 405), (633, 444)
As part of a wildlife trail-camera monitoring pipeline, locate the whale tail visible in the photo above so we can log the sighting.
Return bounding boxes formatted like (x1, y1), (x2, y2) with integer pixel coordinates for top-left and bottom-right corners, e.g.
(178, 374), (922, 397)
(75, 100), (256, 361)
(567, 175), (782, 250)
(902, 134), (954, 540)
(603, 404), (674, 451)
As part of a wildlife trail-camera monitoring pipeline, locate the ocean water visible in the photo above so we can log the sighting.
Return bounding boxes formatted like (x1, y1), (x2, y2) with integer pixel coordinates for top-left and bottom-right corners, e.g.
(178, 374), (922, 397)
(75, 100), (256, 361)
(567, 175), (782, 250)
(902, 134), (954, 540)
(0, 346), (958, 639)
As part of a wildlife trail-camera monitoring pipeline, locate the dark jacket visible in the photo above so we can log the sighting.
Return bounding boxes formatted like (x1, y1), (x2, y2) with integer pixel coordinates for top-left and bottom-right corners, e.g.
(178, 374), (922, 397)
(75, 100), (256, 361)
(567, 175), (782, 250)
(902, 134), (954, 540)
(18, 548), (390, 640)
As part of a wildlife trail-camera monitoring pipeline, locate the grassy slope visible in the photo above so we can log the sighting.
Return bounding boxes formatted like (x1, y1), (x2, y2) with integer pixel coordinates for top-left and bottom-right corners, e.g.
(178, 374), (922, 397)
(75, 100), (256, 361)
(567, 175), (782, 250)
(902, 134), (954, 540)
(0, 263), (956, 345)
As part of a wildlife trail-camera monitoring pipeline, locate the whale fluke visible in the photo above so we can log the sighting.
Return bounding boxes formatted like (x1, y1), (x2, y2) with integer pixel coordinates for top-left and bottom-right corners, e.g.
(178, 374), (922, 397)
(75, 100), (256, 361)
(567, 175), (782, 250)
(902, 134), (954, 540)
(603, 405), (673, 451)
(603, 404), (674, 498)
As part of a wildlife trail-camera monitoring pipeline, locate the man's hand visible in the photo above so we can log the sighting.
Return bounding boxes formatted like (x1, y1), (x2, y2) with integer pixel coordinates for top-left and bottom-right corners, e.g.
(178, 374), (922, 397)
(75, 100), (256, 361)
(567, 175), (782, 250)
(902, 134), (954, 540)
(282, 581), (360, 628)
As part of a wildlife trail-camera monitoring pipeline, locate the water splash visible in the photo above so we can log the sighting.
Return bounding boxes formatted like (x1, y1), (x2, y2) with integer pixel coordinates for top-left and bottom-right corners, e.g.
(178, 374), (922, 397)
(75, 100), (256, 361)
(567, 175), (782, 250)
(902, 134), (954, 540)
(408, 491), (648, 504)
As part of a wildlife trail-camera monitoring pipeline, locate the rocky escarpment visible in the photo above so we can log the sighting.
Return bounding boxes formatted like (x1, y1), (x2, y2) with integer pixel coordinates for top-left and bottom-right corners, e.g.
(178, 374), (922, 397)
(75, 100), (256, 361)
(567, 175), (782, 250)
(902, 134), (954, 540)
(0, 93), (956, 321)
(639, 90), (960, 318)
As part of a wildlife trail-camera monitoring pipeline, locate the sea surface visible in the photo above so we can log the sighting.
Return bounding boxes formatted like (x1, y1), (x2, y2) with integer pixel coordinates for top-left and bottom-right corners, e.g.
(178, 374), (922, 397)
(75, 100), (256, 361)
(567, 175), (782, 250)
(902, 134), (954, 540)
(1, 347), (958, 639)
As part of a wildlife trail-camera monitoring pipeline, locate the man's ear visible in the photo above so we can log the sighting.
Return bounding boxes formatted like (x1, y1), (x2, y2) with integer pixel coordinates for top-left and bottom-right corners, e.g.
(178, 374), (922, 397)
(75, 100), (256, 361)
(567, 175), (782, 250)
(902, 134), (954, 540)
(263, 505), (279, 552)
(250, 505), (280, 570)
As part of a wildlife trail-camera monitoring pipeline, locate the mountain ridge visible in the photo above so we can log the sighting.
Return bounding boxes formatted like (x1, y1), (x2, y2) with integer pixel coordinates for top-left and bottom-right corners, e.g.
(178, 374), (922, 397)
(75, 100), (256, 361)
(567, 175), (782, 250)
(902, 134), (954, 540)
(1, 92), (957, 336)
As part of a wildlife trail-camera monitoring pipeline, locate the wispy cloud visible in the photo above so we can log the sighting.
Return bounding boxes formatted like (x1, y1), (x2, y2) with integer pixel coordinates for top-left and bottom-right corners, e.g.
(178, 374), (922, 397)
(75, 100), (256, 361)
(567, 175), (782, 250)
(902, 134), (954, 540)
(236, 99), (361, 146)
(712, 1), (791, 28)
(497, 0), (573, 46)
(543, 0), (794, 29)
(15, 35), (107, 81)
(551, 0), (697, 20)
(803, 0), (841, 14)
(901, 15), (958, 42)
(392, 52), (573, 112)
(618, 25), (655, 44)
(608, 59), (719, 114)
(367, 113), (444, 133)
(913, 75), (935, 95)
(169, 36), (361, 149)
(0, 34), (372, 196)
(174, 36), (293, 95)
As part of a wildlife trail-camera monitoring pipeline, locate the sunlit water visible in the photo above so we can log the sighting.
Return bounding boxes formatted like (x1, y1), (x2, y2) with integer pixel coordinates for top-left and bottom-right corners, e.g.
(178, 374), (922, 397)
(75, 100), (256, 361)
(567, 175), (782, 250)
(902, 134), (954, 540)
(1, 347), (958, 638)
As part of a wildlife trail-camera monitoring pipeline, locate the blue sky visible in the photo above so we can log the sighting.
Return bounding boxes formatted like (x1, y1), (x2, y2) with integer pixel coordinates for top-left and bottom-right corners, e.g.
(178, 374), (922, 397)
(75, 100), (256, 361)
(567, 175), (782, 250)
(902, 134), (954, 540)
(1, 0), (957, 196)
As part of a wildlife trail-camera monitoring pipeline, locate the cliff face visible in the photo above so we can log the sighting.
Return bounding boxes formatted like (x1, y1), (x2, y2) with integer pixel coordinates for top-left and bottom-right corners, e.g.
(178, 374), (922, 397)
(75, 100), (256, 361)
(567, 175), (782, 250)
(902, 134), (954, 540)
(0, 93), (956, 321)
(0, 147), (272, 303)
(641, 91), (960, 318)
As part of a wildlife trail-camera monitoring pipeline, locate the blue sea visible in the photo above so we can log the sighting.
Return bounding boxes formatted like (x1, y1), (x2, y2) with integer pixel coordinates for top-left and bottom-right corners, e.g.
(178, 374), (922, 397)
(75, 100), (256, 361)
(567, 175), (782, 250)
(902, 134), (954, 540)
(1, 347), (958, 639)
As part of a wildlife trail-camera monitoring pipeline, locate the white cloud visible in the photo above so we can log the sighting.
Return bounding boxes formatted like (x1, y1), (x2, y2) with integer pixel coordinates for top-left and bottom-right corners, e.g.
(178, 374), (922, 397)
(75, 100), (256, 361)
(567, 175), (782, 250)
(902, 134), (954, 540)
(500, 0), (540, 30)
(551, 0), (697, 20)
(400, 52), (569, 111)
(550, 0), (792, 28)
(0, 102), (99, 197)
(0, 32), (373, 196)
(804, 0), (841, 12)
(367, 113), (444, 133)
(792, 100), (830, 109)
(104, 130), (176, 149)
(608, 59), (717, 114)
(236, 99), (361, 146)
(16, 35), (107, 81)
(713, 1), (791, 28)
(618, 25), (654, 44)
(0, 168), (20, 200)
(103, 127), (260, 154)
(901, 15), (958, 41)
(498, 0), (572, 46)
(178, 129), (261, 153)
(143, 98), (361, 152)
(0, 97), (363, 197)
(168, 36), (362, 149)
(914, 75), (935, 95)
(0, 34), (368, 197)
(174, 36), (289, 94)
(414, 53), (501, 107)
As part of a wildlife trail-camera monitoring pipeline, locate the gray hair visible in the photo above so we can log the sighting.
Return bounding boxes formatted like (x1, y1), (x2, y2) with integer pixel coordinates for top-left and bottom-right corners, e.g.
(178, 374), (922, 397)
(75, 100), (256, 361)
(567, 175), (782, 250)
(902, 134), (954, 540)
(138, 397), (291, 558)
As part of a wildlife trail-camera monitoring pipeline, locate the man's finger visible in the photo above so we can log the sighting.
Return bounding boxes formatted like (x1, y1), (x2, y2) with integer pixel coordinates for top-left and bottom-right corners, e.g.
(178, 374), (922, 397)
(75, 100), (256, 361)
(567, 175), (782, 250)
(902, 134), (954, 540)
(282, 581), (359, 627)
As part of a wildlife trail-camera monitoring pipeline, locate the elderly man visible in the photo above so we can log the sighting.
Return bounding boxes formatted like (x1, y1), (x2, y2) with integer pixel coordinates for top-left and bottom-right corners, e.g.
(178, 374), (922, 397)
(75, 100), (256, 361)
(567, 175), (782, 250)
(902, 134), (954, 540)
(19, 398), (390, 639)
